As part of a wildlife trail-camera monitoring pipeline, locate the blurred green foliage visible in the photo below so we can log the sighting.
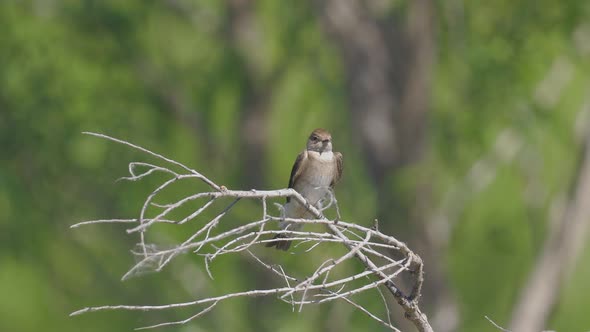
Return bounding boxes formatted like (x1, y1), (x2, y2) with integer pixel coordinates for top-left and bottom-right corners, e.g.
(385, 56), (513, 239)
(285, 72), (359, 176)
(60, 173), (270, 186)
(1, 1), (590, 331)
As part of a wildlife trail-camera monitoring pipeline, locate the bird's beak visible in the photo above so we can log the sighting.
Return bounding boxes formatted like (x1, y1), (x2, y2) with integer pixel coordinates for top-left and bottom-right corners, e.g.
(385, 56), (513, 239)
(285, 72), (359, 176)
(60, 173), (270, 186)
(320, 139), (331, 154)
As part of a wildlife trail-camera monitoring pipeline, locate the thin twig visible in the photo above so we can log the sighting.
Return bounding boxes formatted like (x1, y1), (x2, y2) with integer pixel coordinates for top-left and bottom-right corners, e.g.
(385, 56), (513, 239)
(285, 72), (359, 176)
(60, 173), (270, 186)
(485, 316), (512, 332)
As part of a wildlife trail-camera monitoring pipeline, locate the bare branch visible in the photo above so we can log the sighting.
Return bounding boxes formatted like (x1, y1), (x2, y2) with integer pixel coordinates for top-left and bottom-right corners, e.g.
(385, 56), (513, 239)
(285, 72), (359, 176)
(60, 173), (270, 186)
(486, 316), (512, 332)
(71, 133), (432, 332)
(135, 301), (218, 330)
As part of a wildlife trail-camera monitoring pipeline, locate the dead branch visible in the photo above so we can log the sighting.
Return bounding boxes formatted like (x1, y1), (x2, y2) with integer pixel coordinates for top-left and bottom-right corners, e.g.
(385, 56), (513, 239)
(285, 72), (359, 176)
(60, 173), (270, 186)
(70, 132), (433, 332)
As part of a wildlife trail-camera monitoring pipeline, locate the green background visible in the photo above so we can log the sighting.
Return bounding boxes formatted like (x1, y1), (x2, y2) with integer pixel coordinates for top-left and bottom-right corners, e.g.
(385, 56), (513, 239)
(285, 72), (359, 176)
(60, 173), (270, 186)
(2, 1), (590, 331)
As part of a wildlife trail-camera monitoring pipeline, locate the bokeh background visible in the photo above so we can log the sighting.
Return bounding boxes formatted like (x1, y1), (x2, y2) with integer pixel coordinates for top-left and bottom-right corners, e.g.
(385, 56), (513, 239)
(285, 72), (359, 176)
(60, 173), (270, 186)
(2, 1), (590, 331)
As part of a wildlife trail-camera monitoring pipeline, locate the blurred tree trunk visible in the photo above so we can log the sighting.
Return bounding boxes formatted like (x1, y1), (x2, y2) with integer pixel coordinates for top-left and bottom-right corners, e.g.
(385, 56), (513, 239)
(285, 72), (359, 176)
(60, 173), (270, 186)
(314, 1), (458, 331)
(227, 0), (270, 188)
(315, 0), (433, 176)
(509, 122), (590, 332)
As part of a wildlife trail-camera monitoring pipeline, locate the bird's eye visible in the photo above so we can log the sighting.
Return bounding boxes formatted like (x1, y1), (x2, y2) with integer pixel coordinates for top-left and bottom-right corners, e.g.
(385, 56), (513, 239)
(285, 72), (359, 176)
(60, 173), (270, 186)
(311, 136), (318, 141)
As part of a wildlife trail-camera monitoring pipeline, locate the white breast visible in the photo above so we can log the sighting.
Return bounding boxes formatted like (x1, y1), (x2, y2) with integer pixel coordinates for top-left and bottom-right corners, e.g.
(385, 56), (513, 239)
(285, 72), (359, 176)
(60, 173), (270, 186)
(293, 151), (335, 206)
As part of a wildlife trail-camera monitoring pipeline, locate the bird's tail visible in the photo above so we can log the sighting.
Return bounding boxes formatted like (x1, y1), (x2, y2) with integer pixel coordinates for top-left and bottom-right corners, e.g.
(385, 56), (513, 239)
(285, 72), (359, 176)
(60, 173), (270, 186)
(265, 234), (292, 251)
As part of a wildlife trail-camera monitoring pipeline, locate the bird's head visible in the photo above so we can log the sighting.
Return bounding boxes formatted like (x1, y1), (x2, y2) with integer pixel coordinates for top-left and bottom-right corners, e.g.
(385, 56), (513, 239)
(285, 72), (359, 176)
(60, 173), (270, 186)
(306, 128), (333, 154)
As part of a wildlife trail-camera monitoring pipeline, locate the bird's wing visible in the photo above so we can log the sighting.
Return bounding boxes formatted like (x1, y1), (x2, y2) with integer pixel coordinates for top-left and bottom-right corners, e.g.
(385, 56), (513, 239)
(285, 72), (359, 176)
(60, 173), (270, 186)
(330, 152), (343, 188)
(286, 150), (307, 203)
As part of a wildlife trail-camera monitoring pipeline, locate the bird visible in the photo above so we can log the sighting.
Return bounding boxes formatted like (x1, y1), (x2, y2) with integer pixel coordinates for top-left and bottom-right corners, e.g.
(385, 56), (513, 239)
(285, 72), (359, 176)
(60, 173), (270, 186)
(266, 128), (343, 251)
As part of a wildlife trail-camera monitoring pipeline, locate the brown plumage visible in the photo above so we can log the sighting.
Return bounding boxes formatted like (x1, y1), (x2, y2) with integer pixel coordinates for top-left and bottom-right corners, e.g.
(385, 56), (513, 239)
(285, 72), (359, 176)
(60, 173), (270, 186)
(266, 128), (343, 250)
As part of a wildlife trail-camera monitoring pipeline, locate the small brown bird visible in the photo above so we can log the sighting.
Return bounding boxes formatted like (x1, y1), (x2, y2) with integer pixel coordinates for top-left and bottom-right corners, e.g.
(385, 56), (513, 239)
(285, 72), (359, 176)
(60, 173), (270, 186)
(266, 128), (343, 250)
